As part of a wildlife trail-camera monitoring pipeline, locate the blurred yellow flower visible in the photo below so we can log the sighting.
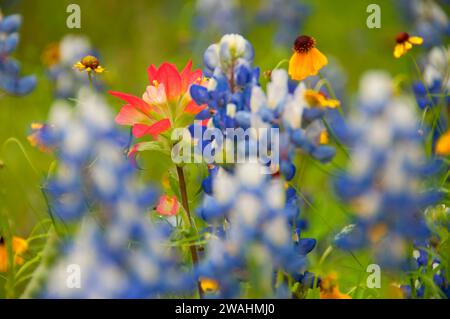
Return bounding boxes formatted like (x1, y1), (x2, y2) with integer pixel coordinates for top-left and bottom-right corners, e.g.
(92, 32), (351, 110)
(319, 130), (329, 144)
(199, 277), (219, 293)
(393, 32), (423, 58)
(319, 272), (352, 299)
(436, 130), (450, 156)
(0, 236), (28, 272)
(304, 89), (340, 108)
(41, 42), (60, 67)
(289, 35), (328, 81)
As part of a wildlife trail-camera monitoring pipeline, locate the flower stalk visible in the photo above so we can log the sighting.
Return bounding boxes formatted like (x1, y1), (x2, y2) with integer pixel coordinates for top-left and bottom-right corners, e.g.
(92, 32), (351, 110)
(176, 165), (203, 298)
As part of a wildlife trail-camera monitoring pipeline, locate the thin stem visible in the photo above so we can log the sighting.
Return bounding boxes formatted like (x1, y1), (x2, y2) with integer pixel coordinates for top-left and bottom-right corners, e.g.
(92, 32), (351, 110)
(2, 137), (39, 176)
(316, 73), (350, 159)
(322, 118), (351, 160)
(318, 72), (344, 116)
(410, 55), (444, 156)
(273, 59), (289, 70)
(88, 72), (93, 90)
(176, 165), (203, 298)
(410, 55), (435, 109)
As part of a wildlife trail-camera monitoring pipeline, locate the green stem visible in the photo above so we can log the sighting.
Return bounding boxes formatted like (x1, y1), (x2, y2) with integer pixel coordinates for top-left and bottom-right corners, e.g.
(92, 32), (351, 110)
(21, 228), (59, 299)
(322, 118), (351, 160)
(176, 165), (203, 298)
(273, 59), (289, 70)
(2, 138), (39, 176)
(410, 55), (443, 137)
(410, 55), (435, 109)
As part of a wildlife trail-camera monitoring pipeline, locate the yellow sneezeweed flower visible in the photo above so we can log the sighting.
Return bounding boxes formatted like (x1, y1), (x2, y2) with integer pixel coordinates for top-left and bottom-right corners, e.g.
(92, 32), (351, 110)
(304, 89), (340, 108)
(393, 32), (423, 58)
(289, 35), (328, 81)
(0, 236), (28, 272)
(73, 55), (105, 74)
(41, 42), (60, 67)
(436, 130), (450, 156)
(319, 272), (352, 299)
(199, 277), (219, 293)
(388, 283), (406, 299)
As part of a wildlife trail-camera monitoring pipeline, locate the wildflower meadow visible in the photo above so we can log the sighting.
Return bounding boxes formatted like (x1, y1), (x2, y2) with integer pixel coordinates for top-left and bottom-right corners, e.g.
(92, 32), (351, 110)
(0, 0), (449, 304)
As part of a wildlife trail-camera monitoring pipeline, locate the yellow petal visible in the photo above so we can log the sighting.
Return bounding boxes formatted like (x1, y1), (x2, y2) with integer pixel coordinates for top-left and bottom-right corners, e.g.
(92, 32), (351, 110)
(394, 44), (405, 58)
(436, 130), (450, 156)
(404, 41), (413, 50)
(303, 51), (316, 78)
(73, 62), (86, 71)
(200, 277), (219, 293)
(31, 122), (43, 129)
(0, 236), (28, 272)
(408, 36), (423, 45)
(319, 130), (329, 144)
(12, 237), (28, 266)
(325, 98), (340, 108)
(311, 47), (328, 73)
(0, 246), (6, 272)
(95, 66), (105, 73)
(289, 52), (308, 81)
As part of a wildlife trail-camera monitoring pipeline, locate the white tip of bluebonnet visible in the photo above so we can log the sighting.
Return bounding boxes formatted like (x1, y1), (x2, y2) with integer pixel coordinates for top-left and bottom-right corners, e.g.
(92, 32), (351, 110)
(266, 180), (285, 210)
(388, 98), (417, 131)
(234, 193), (262, 225)
(219, 34), (251, 61)
(236, 162), (265, 186)
(204, 43), (220, 71)
(59, 34), (92, 65)
(267, 69), (288, 109)
(282, 95), (304, 129)
(359, 70), (392, 108)
(48, 100), (73, 128)
(213, 168), (235, 203)
(63, 121), (91, 157)
(226, 103), (237, 118)
(78, 89), (113, 131)
(250, 86), (267, 112)
(263, 217), (290, 246)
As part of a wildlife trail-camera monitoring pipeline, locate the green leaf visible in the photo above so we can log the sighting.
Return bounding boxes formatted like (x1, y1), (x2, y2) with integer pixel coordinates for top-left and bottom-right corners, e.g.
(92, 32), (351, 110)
(137, 141), (170, 156)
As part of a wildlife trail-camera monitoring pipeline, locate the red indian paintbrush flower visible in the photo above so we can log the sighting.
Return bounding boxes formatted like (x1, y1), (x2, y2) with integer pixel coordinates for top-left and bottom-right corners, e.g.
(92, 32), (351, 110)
(110, 60), (206, 139)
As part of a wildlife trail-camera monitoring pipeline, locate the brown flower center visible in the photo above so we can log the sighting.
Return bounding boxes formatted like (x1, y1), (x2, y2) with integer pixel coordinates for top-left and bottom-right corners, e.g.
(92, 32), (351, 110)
(396, 32), (409, 44)
(81, 55), (100, 69)
(294, 35), (316, 53)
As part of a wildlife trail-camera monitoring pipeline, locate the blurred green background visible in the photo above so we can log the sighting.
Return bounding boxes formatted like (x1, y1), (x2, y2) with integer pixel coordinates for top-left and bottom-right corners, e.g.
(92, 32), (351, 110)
(0, 0), (433, 297)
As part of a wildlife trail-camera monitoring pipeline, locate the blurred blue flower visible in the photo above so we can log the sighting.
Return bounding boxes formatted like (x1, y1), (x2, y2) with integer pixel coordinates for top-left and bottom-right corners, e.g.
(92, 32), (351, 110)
(398, 0), (450, 48)
(197, 163), (314, 297)
(253, 69), (337, 165)
(38, 90), (192, 298)
(257, 0), (310, 46)
(334, 71), (442, 269)
(0, 11), (36, 95)
(193, 0), (241, 35)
